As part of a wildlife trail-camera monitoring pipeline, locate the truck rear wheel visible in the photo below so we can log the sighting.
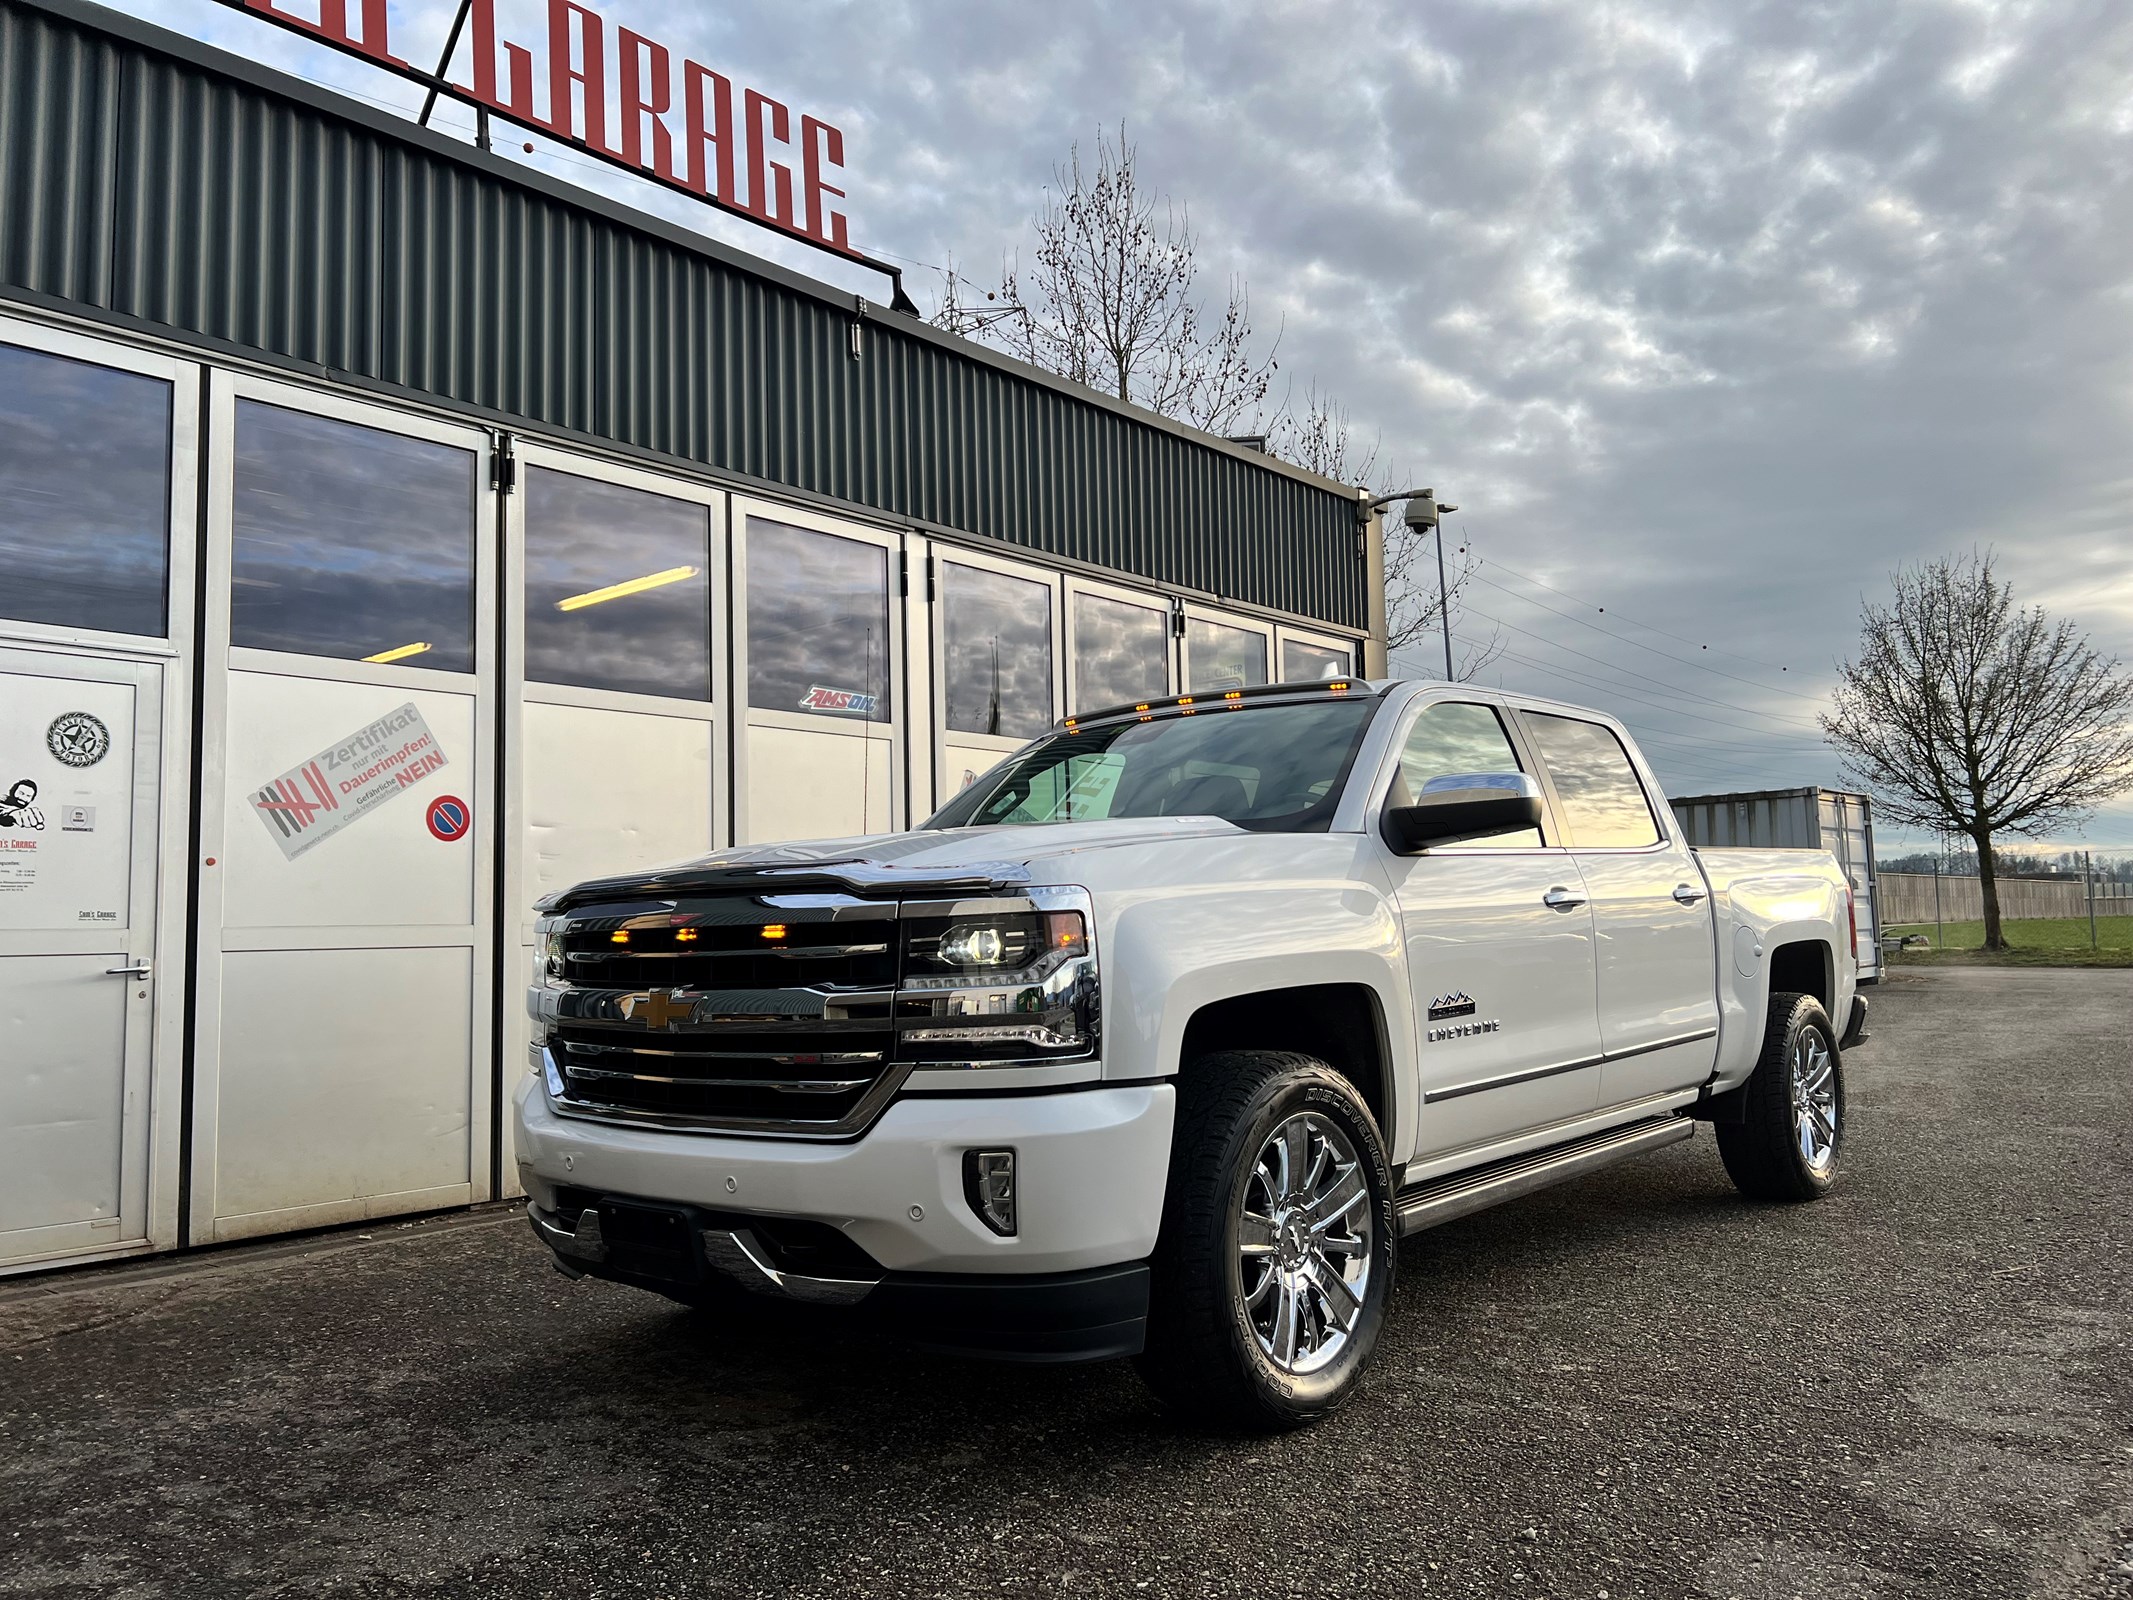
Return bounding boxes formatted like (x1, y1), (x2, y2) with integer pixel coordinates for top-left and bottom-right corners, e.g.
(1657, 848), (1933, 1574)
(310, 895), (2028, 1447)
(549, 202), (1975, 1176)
(1136, 1051), (1396, 1431)
(1717, 991), (1845, 1202)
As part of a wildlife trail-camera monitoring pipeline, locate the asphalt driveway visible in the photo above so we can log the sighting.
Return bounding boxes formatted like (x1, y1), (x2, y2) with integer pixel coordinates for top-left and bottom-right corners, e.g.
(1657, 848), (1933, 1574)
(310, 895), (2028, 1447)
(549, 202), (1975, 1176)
(2, 966), (2128, 1599)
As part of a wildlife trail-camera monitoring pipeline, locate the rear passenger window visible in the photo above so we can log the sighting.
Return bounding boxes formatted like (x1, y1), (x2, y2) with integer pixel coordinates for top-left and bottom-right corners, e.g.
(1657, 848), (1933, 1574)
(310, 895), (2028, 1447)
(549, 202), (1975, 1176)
(1391, 702), (1543, 849)
(1523, 713), (1662, 847)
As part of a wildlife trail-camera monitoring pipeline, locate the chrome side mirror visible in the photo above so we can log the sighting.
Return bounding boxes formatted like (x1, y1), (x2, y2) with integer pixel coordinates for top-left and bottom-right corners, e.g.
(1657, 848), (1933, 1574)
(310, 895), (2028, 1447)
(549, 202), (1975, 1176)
(1381, 771), (1543, 854)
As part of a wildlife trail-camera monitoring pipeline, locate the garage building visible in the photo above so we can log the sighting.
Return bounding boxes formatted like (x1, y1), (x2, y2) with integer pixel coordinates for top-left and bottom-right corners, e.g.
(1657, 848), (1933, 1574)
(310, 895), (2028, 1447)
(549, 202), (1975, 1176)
(0, 0), (1385, 1272)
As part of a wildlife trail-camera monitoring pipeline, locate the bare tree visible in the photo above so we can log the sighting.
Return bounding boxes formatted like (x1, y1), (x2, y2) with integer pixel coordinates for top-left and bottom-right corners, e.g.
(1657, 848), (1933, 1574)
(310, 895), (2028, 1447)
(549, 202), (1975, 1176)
(933, 126), (1277, 434)
(1822, 550), (2133, 949)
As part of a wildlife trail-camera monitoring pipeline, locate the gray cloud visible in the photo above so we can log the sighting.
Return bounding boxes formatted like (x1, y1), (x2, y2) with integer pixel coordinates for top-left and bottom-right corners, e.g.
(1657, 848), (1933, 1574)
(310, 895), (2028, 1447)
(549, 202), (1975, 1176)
(140, 0), (2133, 845)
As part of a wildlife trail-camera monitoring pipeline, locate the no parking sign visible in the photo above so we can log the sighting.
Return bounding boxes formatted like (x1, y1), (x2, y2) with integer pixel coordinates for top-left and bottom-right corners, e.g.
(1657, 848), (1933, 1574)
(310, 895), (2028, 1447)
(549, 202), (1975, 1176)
(426, 795), (471, 843)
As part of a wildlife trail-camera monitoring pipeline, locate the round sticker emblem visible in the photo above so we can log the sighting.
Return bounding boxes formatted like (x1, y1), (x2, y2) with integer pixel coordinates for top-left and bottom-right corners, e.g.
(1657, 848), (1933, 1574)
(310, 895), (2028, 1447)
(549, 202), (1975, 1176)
(426, 795), (471, 842)
(47, 711), (111, 769)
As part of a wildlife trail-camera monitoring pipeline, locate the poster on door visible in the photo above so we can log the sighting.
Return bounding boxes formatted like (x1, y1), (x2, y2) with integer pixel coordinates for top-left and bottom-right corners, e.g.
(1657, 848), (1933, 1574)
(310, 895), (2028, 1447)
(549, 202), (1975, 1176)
(0, 673), (135, 932)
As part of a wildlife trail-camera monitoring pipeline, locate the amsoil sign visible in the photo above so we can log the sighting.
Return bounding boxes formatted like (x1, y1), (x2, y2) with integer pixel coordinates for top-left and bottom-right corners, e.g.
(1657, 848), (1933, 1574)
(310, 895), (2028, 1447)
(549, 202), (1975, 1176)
(221, 0), (889, 289)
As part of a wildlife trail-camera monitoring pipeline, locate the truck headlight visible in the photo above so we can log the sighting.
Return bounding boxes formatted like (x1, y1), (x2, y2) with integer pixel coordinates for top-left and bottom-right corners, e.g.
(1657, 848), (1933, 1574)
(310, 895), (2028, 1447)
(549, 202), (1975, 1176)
(896, 891), (1098, 1064)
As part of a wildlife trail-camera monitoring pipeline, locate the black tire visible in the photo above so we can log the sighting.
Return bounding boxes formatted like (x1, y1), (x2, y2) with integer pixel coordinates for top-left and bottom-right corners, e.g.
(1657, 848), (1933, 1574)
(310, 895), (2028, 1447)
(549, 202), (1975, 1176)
(1135, 1051), (1397, 1432)
(1716, 991), (1845, 1203)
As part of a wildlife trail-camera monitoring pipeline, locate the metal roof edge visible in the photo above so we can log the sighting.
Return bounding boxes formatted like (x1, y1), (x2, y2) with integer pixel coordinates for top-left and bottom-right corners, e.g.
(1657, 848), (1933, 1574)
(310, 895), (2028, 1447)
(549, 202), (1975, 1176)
(19, 0), (1369, 507)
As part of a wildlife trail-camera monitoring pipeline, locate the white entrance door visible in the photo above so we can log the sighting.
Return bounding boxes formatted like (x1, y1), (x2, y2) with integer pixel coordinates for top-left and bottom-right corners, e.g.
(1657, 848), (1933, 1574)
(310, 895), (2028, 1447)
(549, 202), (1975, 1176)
(0, 657), (165, 1266)
(924, 542), (1064, 807)
(0, 316), (196, 1273)
(734, 501), (904, 843)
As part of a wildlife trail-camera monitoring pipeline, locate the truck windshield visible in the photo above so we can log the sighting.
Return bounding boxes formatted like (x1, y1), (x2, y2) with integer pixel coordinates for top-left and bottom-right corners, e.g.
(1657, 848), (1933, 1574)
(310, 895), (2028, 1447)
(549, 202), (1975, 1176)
(925, 697), (1378, 833)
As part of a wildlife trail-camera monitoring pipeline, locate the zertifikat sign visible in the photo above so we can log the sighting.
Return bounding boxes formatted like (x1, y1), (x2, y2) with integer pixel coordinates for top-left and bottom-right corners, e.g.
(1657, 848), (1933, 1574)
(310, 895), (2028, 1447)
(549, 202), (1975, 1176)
(212, 0), (917, 310)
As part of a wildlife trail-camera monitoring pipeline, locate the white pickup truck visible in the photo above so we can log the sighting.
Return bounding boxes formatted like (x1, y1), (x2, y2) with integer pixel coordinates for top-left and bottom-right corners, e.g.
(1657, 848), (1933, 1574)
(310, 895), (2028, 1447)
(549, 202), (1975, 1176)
(516, 678), (1866, 1429)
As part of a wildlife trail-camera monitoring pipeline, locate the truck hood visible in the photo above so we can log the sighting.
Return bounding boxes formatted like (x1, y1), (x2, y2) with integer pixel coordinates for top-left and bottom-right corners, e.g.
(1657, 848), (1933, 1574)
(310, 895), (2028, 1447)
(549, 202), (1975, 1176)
(539, 817), (1247, 910)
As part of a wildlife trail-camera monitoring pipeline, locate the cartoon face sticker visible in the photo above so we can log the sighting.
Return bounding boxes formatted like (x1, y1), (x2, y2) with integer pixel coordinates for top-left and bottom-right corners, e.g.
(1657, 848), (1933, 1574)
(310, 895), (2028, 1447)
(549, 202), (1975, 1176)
(0, 778), (44, 830)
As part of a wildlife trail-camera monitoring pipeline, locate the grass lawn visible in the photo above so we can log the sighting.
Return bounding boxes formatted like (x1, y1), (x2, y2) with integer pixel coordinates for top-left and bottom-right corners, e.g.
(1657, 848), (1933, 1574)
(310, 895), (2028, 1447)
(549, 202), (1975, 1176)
(1880, 914), (2133, 967)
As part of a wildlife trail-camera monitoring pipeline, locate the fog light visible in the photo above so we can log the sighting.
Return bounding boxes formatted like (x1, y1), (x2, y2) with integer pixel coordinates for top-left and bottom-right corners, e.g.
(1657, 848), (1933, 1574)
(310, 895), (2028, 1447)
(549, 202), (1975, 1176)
(542, 1049), (567, 1100)
(963, 1149), (1017, 1237)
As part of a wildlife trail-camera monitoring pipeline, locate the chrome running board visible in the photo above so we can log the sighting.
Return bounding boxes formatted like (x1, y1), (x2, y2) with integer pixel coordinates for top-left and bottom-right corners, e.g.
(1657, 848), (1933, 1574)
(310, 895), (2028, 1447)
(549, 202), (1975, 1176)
(1396, 1115), (1694, 1236)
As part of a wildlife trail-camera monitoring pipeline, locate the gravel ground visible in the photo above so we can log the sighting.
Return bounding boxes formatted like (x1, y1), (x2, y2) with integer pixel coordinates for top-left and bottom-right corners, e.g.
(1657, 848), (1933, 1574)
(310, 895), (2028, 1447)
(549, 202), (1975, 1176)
(2, 966), (2127, 1600)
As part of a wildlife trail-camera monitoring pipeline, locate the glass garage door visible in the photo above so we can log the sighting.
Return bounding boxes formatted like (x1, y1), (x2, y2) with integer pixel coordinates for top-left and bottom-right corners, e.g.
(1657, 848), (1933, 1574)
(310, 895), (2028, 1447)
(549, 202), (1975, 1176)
(736, 503), (903, 843)
(1064, 576), (1175, 716)
(925, 544), (1063, 805)
(192, 376), (497, 1244)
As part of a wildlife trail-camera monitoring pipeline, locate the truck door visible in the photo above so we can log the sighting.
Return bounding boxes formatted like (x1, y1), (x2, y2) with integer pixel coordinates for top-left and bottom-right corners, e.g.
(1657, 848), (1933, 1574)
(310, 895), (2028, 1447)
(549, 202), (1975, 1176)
(1376, 699), (1605, 1163)
(1516, 711), (1719, 1109)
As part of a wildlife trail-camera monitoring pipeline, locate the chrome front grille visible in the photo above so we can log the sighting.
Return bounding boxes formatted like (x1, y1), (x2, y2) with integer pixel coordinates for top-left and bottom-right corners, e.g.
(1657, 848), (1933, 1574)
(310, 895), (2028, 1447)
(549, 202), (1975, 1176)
(540, 899), (904, 1136)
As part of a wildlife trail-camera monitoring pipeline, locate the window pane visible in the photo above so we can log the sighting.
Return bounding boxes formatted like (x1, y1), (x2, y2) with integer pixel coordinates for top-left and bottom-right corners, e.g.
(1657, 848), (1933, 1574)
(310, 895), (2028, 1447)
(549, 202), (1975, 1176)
(944, 563), (1053, 737)
(1187, 617), (1267, 691)
(1393, 702), (1543, 848)
(746, 518), (890, 721)
(231, 402), (476, 672)
(525, 468), (711, 700)
(1073, 593), (1168, 712)
(0, 344), (171, 637)
(1282, 639), (1352, 681)
(1524, 712), (1662, 847)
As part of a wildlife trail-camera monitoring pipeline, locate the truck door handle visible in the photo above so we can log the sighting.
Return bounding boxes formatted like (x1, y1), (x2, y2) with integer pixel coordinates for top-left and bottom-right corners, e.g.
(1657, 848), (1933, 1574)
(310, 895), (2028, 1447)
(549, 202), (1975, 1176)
(106, 960), (152, 979)
(1672, 883), (1707, 906)
(1542, 887), (1586, 912)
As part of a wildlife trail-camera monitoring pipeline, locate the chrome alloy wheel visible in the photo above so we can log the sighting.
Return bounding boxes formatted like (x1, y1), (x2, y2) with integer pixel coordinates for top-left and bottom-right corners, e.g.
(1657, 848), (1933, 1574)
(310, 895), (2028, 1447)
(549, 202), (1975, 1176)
(1790, 1029), (1840, 1175)
(1237, 1112), (1374, 1376)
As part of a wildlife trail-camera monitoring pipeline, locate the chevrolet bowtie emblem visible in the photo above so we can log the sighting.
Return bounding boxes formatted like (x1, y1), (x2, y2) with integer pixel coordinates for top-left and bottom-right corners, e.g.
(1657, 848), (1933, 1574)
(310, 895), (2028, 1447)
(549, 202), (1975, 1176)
(624, 990), (694, 1029)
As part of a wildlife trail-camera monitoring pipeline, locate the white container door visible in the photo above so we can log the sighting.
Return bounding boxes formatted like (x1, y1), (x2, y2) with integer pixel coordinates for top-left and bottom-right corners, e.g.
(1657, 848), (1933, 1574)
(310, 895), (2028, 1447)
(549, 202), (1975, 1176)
(923, 542), (1064, 807)
(1063, 575), (1176, 717)
(0, 318), (197, 1272)
(1180, 603), (1275, 695)
(193, 376), (497, 1243)
(734, 502), (904, 844)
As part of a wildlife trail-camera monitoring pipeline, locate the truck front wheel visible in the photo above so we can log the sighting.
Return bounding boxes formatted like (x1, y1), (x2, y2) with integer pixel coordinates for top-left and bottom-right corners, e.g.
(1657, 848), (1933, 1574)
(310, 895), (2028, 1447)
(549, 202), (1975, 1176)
(1136, 1051), (1397, 1431)
(1716, 991), (1845, 1202)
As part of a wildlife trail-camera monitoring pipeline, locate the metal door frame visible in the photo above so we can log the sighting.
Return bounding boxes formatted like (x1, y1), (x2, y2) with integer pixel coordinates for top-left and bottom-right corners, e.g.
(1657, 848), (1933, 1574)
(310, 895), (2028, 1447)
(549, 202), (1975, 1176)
(0, 314), (197, 1272)
(192, 370), (499, 1243)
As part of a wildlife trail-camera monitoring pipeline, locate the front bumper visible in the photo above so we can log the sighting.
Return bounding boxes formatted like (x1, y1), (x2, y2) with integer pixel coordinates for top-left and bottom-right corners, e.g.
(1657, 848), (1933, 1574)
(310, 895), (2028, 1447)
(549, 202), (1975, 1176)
(528, 1197), (1150, 1362)
(512, 1074), (1175, 1277)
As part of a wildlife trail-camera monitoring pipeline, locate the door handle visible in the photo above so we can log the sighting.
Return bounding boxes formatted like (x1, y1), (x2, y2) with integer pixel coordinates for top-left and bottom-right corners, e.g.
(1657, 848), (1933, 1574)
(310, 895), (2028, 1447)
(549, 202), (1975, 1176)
(106, 960), (152, 979)
(1672, 883), (1708, 906)
(1542, 887), (1587, 912)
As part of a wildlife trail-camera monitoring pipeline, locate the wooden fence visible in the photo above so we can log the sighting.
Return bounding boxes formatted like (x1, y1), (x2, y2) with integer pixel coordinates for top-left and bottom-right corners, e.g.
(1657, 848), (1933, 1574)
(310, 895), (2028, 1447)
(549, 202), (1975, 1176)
(1878, 872), (2133, 925)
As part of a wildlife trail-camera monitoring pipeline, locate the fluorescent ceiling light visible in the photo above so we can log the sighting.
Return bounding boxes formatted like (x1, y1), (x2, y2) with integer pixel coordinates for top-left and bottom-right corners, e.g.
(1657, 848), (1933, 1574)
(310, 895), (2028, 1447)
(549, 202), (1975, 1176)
(363, 641), (432, 664)
(556, 565), (701, 612)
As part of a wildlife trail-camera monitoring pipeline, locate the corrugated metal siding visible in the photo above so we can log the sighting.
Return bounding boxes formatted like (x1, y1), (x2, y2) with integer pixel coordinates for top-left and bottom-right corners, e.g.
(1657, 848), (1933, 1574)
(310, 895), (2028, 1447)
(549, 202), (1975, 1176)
(0, 0), (1366, 630)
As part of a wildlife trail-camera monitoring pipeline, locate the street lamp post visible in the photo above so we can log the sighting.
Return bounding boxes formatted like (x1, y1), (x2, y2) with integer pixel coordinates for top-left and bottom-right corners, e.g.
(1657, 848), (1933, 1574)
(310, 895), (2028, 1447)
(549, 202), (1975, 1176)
(1361, 487), (1461, 680)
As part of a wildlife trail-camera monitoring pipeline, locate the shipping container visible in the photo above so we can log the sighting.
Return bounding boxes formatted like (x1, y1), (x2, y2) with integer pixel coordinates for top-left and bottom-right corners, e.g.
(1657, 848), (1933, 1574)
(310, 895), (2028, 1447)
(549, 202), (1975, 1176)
(1669, 787), (1882, 984)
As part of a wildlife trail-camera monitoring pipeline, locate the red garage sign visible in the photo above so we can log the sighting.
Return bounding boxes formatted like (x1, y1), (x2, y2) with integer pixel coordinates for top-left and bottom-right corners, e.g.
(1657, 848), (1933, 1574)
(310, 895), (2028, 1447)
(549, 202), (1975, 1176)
(216, 0), (915, 309)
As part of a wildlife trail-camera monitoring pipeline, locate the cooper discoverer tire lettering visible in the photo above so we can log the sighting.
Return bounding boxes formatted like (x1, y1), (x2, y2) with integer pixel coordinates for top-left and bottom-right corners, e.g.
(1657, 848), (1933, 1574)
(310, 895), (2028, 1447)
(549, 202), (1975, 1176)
(1135, 1050), (1397, 1431)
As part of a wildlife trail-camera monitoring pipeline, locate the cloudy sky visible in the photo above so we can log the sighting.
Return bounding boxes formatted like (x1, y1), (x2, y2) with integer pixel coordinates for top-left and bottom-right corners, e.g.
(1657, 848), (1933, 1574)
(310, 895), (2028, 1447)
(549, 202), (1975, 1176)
(141, 0), (2133, 851)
